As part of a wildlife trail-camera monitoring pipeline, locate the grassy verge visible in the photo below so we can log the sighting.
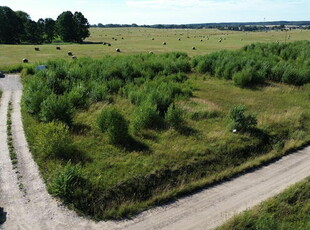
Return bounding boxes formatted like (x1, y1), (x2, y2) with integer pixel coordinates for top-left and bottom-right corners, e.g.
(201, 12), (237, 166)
(217, 177), (310, 230)
(20, 43), (310, 219)
(7, 101), (24, 192)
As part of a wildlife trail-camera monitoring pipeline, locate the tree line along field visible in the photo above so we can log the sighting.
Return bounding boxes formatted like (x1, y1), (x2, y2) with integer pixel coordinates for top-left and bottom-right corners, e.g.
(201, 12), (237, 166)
(18, 41), (310, 219)
(1, 27), (310, 67)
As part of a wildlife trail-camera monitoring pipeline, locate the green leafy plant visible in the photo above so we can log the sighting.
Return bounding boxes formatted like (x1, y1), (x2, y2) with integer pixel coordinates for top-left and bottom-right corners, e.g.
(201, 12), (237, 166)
(131, 102), (162, 132)
(165, 104), (183, 128)
(97, 107), (129, 144)
(49, 161), (85, 200)
(229, 105), (257, 132)
(34, 121), (73, 159)
(40, 94), (74, 125)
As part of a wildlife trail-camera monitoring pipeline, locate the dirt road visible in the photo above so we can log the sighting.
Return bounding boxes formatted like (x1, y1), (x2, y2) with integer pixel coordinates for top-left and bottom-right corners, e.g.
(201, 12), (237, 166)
(0, 74), (309, 230)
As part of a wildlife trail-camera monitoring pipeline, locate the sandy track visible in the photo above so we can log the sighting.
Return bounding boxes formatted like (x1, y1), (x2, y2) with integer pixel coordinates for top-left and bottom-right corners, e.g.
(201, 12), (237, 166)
(0, 74), (309, 230)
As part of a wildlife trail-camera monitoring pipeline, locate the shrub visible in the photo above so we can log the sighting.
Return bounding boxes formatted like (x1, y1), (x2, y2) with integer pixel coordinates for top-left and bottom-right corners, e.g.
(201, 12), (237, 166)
(233, 68), (253, 88)
(23, 76), (52, 115)
(21, 65), (35, 77)
(89, 83), (110, 102)
(131, 102), (162, 132)
(40, 94), (74, 125)
(165, 104), (183, 128)
(34, 121), (73, 160)
(97, 107), (129, 144)
(49, 161), (85, 200)
(229, 105), (257, 132)
(106, 79), (124, 93)
(67, 84), (88, 108)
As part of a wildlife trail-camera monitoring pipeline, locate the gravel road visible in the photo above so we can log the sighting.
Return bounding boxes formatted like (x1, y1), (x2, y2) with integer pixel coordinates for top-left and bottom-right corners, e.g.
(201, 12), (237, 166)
(0, 74), (309, 230)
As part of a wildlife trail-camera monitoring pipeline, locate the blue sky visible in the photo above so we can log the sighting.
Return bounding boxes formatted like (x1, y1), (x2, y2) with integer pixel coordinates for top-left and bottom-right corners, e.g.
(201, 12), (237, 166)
(1, 0), (309, 25)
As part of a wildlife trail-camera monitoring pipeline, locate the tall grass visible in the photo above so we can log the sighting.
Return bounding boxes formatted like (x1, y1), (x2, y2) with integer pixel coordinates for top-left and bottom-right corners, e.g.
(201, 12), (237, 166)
(193, 41), (310, 87)
(217, 178), (310, 230)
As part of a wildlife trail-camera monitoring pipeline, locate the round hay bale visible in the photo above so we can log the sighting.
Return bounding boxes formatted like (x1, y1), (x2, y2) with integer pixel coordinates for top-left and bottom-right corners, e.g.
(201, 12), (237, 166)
(68, 51), (73, 56)
(22, 58), (28, 63)
(115, 38), (117, 41)
(108, 43), (111, 46)
(200, 39), (203, 42)
(192, 47), (196, 50)
(35, 47), (40, 51)
(116, 48), (121, 52)
(163, 42), (166, 45)
(56, 46), (61, 50)
(71, 56), (77, 59)
(151, 38), (155, 40)
(178, 38), (181, 41)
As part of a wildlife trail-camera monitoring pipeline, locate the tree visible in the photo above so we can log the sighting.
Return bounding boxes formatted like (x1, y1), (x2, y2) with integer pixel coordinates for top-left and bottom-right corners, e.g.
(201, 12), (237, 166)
(73, 12), (90, 42)
(0, 6), (23, 43)
(15, 10), (30, 41)
(44, 18), (56, 43)
(56, 11), (89, 42)
(24, 20), (43, 44)
(56, 11), (77, 42)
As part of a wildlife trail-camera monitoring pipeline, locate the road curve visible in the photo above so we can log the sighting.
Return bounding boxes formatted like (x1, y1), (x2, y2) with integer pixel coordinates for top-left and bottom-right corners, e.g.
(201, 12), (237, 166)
(0, 74), (309, 230)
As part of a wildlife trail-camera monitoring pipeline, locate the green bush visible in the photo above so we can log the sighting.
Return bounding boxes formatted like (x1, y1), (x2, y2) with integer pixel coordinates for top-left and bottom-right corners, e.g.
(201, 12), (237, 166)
(131, 102), (162, 132)
(34, 121), (73, 160)
(194, 41), (310, 87)
(97, 107), (129, 144)
(23, 76), (52, 115)
(40, 94), (74, 125)
(21, 65), (35, 77)
(229, 105), (257, 132)
(89, 83), (110, 102)
(67, 84), (88, 108)
(165, 104), (183, 128)
(233, 69), (253, 87)
(49, 161), (85, 200)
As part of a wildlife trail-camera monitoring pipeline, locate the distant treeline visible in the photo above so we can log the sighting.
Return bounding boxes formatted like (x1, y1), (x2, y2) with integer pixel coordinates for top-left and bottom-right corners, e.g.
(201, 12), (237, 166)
(92, 21), (310, 31)
(0, 6), (90, 44)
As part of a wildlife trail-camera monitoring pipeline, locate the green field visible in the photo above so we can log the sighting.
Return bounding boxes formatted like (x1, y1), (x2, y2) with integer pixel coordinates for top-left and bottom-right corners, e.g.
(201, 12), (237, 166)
(1, 28), (310, 67)
(217, 177), (310, 230)
(19, 40), (310, 219)
(2, 28), (310, 221)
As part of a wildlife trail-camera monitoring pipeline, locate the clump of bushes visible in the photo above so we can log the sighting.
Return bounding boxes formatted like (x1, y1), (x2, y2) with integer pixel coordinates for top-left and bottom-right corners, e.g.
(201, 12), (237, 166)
(34, 121), (73, 160)
(193, 41), (310, 87)
(40, 94), (74, 125)
(49, 161), (85, 200)
(23, 53), (192, 126)
(229, 105), (257, 132)
(131, 102), (162, 132)
(97, 107), (129, 144)
(165, 104), (183, 128)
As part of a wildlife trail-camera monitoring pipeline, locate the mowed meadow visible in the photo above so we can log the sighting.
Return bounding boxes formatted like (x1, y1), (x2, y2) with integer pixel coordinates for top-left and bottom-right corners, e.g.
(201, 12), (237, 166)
(1, 27), (310, 67)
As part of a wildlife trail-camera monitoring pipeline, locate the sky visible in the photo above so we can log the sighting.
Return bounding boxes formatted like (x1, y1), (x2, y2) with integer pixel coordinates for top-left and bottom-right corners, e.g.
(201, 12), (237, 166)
(0, 0), (309, 25)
